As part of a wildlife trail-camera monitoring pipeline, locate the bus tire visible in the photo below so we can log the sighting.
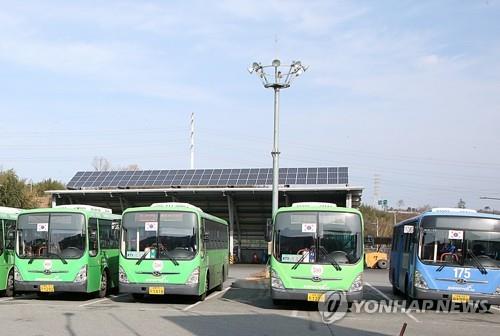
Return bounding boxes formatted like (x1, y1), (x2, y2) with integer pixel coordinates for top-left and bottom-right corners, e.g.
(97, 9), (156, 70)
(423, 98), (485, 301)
(376, 260), (388, 269)
(272, 299), (285, 306)
(404, 275), (412, 300)
(214, 267), (224, 291)
(392, 284), (401, 296)
(5, 270), (14, 297)
(97, 270), (109, 298)
(477, 303), (491, 313)
(199, 272), (209, 301)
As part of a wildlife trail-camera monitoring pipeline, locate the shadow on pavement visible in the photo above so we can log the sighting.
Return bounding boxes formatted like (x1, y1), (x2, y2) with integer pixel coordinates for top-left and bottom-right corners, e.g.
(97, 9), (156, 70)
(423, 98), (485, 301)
(163, 314), (392, 336)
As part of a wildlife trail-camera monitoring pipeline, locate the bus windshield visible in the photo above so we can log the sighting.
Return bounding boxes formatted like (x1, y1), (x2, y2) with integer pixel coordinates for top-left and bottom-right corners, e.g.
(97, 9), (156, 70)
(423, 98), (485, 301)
(122, 211), (197, 260)
(419, 217), (500, 269)
(17, 213), (86, 259)
(274, 211), (362, 264)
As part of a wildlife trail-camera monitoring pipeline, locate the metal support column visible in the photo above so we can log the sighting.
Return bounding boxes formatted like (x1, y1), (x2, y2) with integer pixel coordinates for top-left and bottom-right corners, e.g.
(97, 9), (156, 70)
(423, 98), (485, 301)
(232, 200), (242, 261)
(227, 194), (235, 261)
(346, 192), (352, 208)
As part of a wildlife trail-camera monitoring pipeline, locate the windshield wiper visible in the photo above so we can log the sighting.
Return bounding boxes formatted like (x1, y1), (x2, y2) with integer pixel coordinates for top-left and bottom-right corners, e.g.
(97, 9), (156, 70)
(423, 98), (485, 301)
(160, 249), (179, 266)
(292, 251), (310, 270)
(136, 249), (151, 265)
(48, 252), (68, 264)
(436, 264), (446, 272)
(319, 247), (342, 271)
(467, 249), (488, 275)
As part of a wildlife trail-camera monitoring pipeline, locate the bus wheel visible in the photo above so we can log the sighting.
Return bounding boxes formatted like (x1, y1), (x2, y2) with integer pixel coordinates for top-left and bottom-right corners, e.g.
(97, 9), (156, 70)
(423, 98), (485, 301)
(97, 271), (108, 298)
(199, 273), (209, 301)
(214, 267), (224, 291)
(5, 270), (14, 297)
(477, 303), (491, 313)
(392, 284), (401, 296)
(272, 299), (285, 306)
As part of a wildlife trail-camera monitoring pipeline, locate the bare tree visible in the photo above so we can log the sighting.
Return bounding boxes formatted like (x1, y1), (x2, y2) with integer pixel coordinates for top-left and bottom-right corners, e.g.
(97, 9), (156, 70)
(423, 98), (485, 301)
(397, 200), (405, 209)
(125, 164), (140, 171)
(92, 156), (111, 171)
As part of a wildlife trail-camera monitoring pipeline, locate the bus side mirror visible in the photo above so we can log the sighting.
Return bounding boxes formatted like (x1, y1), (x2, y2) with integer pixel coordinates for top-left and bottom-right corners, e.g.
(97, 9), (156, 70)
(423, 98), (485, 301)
(265, 218), (273, 242)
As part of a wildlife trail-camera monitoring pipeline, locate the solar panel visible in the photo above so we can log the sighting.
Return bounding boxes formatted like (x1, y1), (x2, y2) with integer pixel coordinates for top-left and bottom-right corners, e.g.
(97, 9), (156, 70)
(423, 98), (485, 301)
(65, 167), (349, 189)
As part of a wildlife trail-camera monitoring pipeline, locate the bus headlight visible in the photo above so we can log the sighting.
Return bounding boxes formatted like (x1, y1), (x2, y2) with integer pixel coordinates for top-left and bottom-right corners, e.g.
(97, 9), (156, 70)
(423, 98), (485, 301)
(14, 266), (23, 281)
(119, 266), (129, 284)
(271, 269), (285, 289)
(349, 274), (363, 292)
(186, 268), (199, 285)
(74, 266), (87, 283)
(414, 270), (428, 289)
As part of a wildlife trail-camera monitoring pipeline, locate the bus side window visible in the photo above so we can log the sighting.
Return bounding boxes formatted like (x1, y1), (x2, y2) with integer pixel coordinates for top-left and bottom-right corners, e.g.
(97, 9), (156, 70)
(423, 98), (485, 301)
(403, 222), (416, 253)
(99, 219), (119, 249)
(111, 220), (120, 249)
(391, 228), (399, 251)
(5, 220), (16, 250)
(89, 218), (99, 257)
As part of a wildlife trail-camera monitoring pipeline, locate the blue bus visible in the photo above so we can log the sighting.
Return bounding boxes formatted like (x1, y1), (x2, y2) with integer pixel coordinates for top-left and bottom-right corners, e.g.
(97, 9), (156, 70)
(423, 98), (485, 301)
(390, 208), (500, 309)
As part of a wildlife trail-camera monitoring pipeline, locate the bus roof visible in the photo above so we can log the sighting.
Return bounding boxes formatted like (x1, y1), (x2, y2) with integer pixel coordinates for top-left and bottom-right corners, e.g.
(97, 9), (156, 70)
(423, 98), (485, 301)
(20, 205), (121, 220)
(123, 202), (228, 225)
(276, 202), (362, 216)
(0, 206), (22, 220)
(394, 208), (500, 227)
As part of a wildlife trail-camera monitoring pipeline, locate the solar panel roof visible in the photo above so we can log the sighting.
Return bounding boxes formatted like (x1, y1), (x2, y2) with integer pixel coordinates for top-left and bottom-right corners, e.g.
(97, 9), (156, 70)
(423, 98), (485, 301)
(66, 167), (348, 190)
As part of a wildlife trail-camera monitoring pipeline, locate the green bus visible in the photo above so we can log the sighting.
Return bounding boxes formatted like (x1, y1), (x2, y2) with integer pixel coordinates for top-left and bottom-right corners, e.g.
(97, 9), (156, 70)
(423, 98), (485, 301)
(267, 202), (364, 304)
(0, 207), (21, 297)
(119, 202), (229, 301)
(15, 205), (121, 297)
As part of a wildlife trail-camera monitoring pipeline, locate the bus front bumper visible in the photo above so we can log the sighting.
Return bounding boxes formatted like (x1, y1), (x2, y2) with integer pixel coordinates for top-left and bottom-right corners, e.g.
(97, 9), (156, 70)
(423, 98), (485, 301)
(271, 288), (363, 302)
(119, 283), (200, 296)
(15, 281), (87, 293)
(414, 288), (500, 305)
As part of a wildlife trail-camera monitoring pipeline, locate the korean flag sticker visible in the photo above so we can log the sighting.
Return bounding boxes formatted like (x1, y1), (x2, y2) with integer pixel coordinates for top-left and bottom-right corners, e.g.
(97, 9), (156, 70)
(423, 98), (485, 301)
(145, 222), (158, 231)
(448, 230), (463, 240)
(37, 223), (48, 232)
(302, 223), (317, 233)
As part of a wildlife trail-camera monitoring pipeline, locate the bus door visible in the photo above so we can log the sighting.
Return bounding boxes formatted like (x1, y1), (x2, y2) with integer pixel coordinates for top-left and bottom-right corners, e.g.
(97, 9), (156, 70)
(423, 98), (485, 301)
(87, 218), (101, 291)
(399, 222), (416, 291)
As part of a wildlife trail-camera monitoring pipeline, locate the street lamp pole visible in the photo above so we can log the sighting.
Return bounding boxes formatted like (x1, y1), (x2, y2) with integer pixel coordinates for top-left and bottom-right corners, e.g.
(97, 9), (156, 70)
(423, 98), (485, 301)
(248, 59), (307, 217)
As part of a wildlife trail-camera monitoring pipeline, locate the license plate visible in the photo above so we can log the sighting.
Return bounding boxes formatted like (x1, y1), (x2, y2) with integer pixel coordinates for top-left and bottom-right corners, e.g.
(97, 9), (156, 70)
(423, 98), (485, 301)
(40, 284), (54, 293)
(451, 294), (470, 303)
(307, 293), (325, 302)
(148, 287), (165, 295)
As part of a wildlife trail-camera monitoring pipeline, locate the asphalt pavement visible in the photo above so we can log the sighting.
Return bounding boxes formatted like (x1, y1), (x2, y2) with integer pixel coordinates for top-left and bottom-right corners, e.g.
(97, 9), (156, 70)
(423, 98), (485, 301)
(0, 265), (498, 336)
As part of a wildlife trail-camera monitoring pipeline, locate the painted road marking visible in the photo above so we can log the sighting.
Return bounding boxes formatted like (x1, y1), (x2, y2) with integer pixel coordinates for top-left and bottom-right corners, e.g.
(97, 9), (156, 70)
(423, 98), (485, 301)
(78, 298), (109, 307)
(183, 287), (230, 311)
(365, 282), (420, 323)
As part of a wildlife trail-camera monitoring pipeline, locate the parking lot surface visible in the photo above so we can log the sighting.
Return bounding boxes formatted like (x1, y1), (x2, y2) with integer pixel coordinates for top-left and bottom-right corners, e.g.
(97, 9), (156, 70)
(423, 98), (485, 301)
(0, 265), (498, 336)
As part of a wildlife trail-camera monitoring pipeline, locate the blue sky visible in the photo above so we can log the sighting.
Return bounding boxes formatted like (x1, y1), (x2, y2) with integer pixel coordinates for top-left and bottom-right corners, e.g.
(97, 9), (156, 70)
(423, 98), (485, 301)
(1, 0), (500, 209)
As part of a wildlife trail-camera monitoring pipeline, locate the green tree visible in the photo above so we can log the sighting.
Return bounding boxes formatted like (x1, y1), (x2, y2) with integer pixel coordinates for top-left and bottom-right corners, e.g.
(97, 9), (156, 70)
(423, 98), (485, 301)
(33, 178), (65, 196)
(0, 169), (37, 208)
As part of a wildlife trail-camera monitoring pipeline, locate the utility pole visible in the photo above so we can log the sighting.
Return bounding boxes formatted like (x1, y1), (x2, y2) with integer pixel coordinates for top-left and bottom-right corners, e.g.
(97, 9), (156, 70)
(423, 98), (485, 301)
(248, 60), (307, 217)
(190, 113), (195, 169)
